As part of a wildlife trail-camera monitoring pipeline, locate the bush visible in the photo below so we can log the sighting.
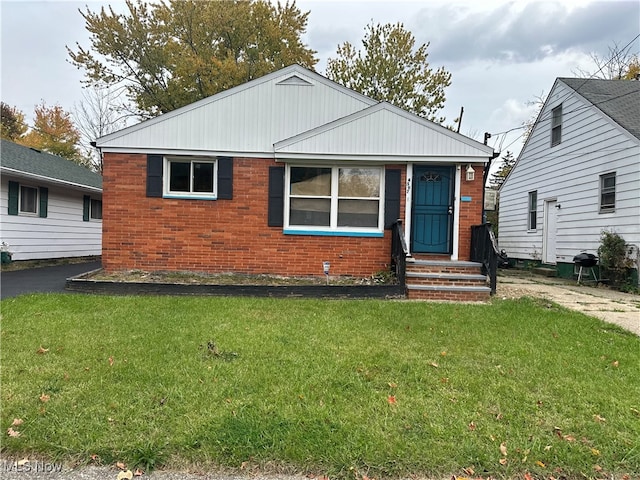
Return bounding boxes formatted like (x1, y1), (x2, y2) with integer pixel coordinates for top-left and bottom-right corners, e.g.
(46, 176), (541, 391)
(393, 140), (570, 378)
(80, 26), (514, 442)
(597, 230), (634, 288)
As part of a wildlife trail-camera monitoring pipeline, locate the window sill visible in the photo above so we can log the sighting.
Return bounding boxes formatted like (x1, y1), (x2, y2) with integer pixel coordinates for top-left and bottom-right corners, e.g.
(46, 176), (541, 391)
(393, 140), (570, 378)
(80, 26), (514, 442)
(284, 228), (384, 238)
(163, 194), (217, 200)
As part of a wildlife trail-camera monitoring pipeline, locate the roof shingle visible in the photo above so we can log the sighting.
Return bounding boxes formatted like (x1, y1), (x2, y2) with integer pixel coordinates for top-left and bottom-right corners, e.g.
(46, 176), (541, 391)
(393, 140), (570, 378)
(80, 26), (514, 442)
(559, 77), (640, 140)
(0, 139), (102, 190)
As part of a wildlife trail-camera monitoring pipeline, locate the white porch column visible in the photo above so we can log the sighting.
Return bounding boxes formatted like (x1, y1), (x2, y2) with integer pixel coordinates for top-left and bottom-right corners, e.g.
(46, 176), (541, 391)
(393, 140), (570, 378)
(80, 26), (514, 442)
(404, 163), (413, 255)
(451, 164), (461, 260)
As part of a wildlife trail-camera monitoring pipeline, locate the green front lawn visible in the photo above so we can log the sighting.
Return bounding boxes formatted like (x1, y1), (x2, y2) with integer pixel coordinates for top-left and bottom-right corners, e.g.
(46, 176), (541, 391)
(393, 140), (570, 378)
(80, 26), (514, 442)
(1, 294), (638, 479)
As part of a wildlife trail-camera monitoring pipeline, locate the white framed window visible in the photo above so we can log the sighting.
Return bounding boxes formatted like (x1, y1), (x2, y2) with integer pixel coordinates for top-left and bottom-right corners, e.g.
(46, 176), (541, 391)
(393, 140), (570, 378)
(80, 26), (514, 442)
(90, 198), (103, 220)
(164, 157), (217, 199)
(19, 185), (38, 215)
(285, 165), (384, 236)
(551, 104), (562, 146)
(599, 172), (615, 213)
(528, 190), (537, 230)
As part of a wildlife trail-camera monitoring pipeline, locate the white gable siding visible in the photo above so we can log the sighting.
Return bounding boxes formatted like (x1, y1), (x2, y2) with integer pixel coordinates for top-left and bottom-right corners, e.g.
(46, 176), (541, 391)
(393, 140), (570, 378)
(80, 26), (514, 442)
(0, 176), (102, 260)
(275, 104), (493, 160)
(499, 80), (640, 265)
(97, 68), (375, 156)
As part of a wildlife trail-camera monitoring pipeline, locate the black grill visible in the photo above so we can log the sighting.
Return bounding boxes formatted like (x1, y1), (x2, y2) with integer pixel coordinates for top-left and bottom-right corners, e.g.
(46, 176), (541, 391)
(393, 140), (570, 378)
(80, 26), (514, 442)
(573, 252), (598, 267)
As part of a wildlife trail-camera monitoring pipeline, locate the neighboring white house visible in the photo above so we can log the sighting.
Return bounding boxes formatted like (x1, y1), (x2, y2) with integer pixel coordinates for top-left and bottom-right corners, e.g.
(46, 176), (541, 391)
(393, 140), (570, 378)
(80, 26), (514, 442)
(498, 77), (640, 281)
(0, 139), (103, 261)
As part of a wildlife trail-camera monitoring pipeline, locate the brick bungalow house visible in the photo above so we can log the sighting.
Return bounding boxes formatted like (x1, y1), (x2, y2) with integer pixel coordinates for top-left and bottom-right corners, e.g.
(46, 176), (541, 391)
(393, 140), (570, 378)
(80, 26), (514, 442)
(96, 65), (496, 299)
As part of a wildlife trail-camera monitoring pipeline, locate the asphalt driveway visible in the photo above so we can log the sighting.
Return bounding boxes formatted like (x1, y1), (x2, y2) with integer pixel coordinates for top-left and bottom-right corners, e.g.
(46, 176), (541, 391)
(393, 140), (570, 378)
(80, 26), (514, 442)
(0, 261), (101, 299)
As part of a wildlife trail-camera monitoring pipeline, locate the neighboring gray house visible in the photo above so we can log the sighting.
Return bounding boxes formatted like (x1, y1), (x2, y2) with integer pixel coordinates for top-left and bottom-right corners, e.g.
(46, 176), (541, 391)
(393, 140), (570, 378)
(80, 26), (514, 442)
(498, 78), (640, 281)
(0, 139), (103, 260)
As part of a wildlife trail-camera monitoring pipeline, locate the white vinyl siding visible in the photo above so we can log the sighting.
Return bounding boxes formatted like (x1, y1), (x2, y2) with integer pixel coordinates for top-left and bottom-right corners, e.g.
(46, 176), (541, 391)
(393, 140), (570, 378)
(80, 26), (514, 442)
(0, 176), (102, 260)
(498, 80), (640, 265)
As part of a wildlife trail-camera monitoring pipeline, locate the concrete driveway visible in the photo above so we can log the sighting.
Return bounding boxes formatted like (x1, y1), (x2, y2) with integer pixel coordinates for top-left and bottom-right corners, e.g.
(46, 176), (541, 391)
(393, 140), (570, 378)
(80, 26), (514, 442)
(498, 270), (640, 336)
(0, 260), (101, 299)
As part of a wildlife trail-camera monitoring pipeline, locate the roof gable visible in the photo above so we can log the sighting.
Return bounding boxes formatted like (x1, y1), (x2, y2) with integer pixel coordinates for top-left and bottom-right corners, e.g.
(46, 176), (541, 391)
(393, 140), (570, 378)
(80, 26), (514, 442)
(0, 140), (102, 190)
(96, 65), (377, 156)
(274, 102), (495, 161)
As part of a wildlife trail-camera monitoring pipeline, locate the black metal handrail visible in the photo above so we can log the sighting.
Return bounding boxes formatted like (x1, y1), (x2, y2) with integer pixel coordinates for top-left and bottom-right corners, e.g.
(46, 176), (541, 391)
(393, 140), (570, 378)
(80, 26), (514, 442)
(470, 223), (499, 295)
(391, 220), (409, 286)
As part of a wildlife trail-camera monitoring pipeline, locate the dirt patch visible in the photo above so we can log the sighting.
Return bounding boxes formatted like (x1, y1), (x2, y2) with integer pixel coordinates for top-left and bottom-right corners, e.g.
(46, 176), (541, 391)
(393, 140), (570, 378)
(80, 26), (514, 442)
(86, 269), (398, 286)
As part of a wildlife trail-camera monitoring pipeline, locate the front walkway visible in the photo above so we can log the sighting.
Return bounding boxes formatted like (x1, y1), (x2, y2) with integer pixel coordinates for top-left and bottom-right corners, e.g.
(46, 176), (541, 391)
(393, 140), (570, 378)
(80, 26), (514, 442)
(497, 269), (640, 336)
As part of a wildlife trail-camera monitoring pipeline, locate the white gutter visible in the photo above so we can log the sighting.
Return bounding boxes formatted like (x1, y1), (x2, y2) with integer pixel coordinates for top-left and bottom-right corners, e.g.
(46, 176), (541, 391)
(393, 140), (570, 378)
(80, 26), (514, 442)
(0, 167), (102, 194)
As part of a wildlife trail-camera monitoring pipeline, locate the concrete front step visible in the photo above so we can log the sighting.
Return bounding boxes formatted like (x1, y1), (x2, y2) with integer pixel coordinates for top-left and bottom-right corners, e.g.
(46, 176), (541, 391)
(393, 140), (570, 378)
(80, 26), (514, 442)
(405, 259), (490, 301)
(407, 284), (492, 301)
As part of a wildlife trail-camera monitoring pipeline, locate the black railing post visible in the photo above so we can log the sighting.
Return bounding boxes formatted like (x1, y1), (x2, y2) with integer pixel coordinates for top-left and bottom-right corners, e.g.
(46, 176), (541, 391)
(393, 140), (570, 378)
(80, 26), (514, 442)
(470, 223), (498, 295)
(391, 220), (408, 287)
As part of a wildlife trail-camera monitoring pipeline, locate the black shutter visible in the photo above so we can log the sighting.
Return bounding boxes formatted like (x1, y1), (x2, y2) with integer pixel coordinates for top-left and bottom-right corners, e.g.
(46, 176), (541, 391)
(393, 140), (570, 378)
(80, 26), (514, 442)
(217, 157), (233, 199)
(83, 195), (90, 221)
(8, 181), (19, 215)
(268, 166), (285, 227)
(384, 169), (401, 229)
(39, 187), (48, 218)
(146, 154), (163, 197)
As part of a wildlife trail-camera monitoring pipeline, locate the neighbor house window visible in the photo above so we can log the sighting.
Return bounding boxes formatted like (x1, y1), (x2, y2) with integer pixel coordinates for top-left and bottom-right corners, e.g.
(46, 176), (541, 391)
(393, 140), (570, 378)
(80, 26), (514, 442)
(19, 185), (38, 214)
(551, 104), (562, 146)
(90, 198), (102, 220)
(83, 196), (102, 221)
(599, 172), (616, 212)
(286, 165), (383, 234)
(165, 158), (217, 198)
(528, 191), (537, 230)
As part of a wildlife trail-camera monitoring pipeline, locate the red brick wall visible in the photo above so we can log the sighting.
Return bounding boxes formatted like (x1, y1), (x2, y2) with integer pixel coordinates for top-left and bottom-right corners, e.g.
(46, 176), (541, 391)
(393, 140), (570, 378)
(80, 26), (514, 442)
(458, 163), (486, 261)
(102, 153), (407, 277)
(103, 154), (485, 275)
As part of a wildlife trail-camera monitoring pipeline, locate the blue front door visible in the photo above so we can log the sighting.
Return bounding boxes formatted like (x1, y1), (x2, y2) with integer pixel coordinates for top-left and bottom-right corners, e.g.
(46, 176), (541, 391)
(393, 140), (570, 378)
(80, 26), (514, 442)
(411, 166), (453, 253)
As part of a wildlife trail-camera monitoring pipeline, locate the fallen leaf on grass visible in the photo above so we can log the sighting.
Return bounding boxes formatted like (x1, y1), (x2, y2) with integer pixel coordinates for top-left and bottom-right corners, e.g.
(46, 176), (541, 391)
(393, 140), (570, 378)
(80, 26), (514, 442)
(500, 442), (507, 456)
(468, 422), (476, 431)
(591, 448), (601, 456)
(116, 461), (126, 470)
(90, 454), (99, 462)
(388, 382), (397, 388)
(524, 473), (533, 480)
(429, 362), (439, 368)
(535, 460), (546, 468)
(36, 346), (49, 354)
(499, 458), (507, 465)
(544, 445), (552, 451)
(387, 395), (397, 405)
(134, 468), (144, 476)
(593, 414), (606, 423)
(7, 428), (21, 437)
(612, 360), (619, 367)
(462, 466), (474, 475)
(11, 418), (23, 426)
(109, 356), (114, 366)
(594, 465), (603, 472)
(39, 393), (50, 403)
(117, 471), (133, 480)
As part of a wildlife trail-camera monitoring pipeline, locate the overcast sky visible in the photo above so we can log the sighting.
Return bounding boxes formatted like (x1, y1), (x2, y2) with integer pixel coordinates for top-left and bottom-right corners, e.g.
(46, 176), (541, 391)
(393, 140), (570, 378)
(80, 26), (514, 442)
(1, 0), (639, 163)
